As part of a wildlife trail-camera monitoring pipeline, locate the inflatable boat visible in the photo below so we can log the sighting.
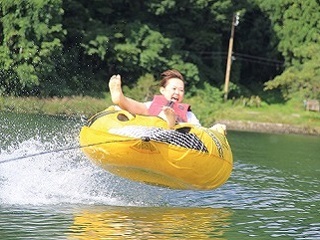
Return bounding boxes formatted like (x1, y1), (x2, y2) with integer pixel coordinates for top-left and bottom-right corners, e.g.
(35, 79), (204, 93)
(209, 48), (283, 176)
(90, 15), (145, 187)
(79, 106), (233, 190)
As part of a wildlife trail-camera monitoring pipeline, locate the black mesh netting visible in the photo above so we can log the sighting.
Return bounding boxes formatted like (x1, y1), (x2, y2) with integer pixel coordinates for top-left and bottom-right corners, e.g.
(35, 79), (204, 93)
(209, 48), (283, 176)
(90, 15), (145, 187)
(109, 126), (208, 152)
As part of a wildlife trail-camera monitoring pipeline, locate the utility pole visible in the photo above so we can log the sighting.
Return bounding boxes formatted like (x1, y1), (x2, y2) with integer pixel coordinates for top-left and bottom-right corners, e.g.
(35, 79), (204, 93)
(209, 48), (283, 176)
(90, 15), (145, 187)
(224, 12), (240, 102)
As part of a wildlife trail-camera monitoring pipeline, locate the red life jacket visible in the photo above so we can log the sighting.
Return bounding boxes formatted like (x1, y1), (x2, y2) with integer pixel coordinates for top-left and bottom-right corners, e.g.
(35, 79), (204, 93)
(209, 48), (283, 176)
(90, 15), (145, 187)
(148, 95), (190, 122)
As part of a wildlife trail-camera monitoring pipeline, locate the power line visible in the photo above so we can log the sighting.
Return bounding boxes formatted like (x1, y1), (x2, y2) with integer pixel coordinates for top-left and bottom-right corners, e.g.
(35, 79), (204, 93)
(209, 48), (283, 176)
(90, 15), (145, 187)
(233, 52), (284, 64)
(197, 51), (284, 67)
(234, 56), (284, 67)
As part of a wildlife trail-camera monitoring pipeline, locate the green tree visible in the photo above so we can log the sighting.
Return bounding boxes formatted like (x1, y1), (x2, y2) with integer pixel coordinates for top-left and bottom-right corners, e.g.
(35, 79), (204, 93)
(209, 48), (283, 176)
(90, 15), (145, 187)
(0, 0), (65, 96)
(264, 43), (320, 100)
(0, 0), (290, 101)
(256, 0), (320, 100)
(63, 0), (236, 93)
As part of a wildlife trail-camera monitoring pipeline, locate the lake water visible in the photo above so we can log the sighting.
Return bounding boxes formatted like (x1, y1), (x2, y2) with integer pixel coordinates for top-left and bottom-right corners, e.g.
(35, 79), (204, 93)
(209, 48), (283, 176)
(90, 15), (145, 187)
(0, 112), (319, 239)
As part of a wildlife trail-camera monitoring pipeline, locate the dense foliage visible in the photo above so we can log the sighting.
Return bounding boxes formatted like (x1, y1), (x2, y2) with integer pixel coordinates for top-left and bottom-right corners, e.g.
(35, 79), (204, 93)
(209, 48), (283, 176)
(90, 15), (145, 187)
(0, 0), (319, 103)
(257, 0), (320, 100)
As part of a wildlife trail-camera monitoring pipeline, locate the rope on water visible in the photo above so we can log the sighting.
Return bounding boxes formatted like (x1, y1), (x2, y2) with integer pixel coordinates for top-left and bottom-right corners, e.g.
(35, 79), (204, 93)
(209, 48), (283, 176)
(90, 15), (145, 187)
(0, 139), (133, 164)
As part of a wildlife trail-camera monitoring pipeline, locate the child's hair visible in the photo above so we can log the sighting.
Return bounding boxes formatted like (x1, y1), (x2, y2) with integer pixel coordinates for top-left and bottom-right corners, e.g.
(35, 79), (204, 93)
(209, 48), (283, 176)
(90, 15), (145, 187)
(159, 69), (184, 87)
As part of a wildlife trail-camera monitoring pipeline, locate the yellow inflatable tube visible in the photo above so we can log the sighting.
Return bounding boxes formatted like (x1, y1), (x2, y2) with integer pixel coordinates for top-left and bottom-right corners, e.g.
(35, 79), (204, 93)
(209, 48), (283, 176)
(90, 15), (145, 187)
(79, 106), (233, 190)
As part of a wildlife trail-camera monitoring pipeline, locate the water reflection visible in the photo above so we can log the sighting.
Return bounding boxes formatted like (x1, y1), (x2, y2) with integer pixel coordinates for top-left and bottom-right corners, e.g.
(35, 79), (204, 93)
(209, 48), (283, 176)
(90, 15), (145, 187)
(69, 206), (232, 239)
(1, 112), (319, 239)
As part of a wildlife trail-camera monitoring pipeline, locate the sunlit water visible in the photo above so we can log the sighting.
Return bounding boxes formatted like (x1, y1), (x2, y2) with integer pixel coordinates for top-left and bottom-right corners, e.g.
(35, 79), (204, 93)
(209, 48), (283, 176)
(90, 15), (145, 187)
(0, 112), (319, 239)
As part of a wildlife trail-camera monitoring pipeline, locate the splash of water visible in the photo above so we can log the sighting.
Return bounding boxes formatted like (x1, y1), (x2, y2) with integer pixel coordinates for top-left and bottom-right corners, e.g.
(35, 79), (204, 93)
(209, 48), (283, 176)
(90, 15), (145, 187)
(1, 137), (114, 205)
(0, 115), (168, 207)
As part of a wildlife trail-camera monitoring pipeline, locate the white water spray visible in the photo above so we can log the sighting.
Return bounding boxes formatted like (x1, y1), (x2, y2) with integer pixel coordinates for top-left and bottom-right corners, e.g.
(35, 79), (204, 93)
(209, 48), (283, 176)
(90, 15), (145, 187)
(0, 133), (167, 207)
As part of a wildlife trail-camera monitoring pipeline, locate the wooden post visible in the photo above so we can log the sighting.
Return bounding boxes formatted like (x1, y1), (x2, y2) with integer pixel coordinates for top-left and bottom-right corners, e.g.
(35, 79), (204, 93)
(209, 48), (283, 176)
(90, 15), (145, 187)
(224, 13), (237, 102)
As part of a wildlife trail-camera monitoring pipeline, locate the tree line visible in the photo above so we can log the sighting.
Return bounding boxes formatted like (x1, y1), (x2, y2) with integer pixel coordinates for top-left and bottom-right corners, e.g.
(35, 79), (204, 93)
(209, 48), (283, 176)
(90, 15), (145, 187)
(0, 0), (319, 103)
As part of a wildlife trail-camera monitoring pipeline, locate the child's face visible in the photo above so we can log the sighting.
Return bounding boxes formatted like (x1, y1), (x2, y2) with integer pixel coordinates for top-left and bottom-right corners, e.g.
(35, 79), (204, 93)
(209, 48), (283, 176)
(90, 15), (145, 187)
(160, 78), (185, 103)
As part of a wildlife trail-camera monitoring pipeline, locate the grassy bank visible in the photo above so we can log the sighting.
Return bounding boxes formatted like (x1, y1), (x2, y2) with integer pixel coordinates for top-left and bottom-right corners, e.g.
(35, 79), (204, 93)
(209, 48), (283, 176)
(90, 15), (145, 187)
(0, 96), (109, 117)
(1, 96), (319, 135)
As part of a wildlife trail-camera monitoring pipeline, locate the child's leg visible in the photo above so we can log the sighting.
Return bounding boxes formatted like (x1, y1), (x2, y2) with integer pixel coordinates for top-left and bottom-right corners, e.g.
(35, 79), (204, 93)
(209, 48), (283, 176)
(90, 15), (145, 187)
(108, 74), (148, 115)
(159, 107), (176, 129)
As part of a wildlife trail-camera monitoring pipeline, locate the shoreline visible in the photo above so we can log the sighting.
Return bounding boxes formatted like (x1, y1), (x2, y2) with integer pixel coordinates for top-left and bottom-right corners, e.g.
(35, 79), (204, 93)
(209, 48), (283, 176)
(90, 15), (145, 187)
(218, 119), (320, 136)
(1, 108), (318, 136)
(1, 96), (319, 136)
